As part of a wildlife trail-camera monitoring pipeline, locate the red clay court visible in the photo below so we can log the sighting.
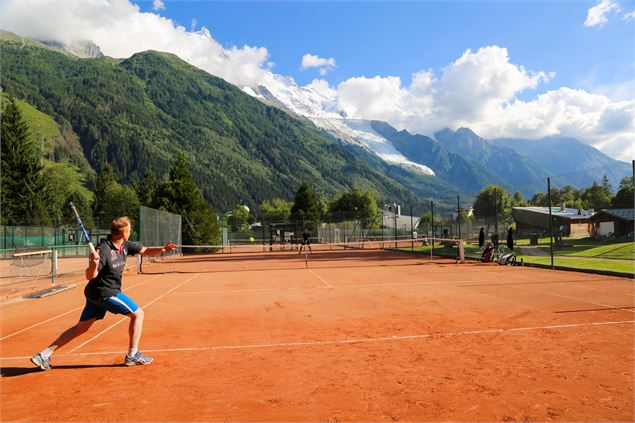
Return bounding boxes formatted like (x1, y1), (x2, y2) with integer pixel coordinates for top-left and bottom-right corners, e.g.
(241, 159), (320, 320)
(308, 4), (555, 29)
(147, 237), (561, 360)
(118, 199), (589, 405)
(1, 247), (633, 422)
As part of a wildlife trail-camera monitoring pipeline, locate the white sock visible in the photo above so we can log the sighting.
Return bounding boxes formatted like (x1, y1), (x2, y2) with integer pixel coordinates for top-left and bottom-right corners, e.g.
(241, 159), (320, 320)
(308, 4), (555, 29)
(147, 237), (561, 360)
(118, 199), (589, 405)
(40, 347), (53, 359)
(128, 348), (138, 357)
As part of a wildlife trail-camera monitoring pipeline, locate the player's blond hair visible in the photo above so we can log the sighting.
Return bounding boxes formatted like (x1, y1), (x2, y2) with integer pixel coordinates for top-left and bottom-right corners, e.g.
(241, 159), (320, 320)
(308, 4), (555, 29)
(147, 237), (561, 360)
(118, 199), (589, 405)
(110, 216), (131, 239)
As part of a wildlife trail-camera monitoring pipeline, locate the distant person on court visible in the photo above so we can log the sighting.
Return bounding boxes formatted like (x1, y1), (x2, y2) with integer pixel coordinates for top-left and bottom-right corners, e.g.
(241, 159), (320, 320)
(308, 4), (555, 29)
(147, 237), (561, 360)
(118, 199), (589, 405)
(298, 228), (312, 254)
(30, 216), (176, 371)
(478, 227), (485, 248)
(558, 224), (565, 242)
(507, 226), (514, 251)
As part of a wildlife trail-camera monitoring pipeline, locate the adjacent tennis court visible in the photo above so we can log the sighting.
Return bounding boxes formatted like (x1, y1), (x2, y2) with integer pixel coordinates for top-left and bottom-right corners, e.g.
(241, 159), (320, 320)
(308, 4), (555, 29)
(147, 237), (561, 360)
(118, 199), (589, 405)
(1, 247), (633, 421)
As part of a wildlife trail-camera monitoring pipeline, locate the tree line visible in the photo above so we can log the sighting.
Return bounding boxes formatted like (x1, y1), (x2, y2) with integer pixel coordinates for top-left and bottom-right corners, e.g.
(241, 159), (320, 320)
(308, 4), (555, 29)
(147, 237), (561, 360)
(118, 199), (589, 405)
(2, 94), (632, 247)
(1, 42), (438, 213)
(466, 179), (633, 226)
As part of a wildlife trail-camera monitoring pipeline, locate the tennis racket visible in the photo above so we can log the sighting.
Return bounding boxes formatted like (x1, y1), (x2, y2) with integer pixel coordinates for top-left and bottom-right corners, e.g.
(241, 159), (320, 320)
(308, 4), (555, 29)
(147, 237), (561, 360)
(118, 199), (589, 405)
(69, 202), (96, 253)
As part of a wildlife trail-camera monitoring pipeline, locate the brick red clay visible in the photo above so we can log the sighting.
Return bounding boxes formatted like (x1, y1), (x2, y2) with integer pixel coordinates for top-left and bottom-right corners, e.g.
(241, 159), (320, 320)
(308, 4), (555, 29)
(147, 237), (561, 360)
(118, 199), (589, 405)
(1, 250), (633, 421)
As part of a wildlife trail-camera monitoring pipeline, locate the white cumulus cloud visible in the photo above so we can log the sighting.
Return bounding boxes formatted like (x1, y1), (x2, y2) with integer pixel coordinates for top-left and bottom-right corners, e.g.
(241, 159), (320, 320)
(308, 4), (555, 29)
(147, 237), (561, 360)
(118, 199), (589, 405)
(152, 0), (165, 11)
(0, 0), (270, 88)
(301, 53), (336, 75)
(0, 0), (631, 162)
(324, 46), (633, 162)
(585, 0), (620, 27)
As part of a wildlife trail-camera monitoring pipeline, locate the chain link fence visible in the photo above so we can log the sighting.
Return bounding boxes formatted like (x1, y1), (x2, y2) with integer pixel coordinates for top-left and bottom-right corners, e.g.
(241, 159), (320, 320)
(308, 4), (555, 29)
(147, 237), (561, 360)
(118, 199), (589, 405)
(138, 206), (182, 248)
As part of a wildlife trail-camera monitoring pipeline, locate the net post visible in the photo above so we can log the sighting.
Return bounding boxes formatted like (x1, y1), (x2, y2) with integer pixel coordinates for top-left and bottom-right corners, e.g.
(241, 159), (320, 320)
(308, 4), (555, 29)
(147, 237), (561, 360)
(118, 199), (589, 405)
(52, 249), (58, 286)
(137, 255), (142, 274)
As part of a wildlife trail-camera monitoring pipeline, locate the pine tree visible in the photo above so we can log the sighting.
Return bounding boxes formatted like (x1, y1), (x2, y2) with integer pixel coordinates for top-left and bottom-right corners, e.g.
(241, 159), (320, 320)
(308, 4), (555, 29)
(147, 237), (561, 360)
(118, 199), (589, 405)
(601, 174), (613, 194)
(136, 170), (157, 206)
(0, 96), (48, 225)
(93, 162), (118, 223)
(290, 181), (321, 228)
(153, 152), (220, 245)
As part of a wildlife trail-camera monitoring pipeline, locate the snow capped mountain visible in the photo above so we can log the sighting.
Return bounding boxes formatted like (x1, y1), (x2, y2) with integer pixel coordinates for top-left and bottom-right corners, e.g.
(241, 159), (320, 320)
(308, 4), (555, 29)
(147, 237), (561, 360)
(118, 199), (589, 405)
(252, 75), (342, 119)
(248, 79), (436, 176)
(311, 118), (435, 176)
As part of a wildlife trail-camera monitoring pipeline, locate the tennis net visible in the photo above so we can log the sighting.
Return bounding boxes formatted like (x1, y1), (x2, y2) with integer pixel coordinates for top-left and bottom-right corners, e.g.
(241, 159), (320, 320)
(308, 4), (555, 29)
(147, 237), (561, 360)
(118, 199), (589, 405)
(138, 237), (465, 274)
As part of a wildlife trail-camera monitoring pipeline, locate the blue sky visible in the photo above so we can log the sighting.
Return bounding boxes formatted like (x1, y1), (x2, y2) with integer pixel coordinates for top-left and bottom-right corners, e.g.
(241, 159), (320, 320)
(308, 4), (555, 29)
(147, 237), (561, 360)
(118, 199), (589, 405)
(131, 0), (634, 98)
(0, 0), (633, 160)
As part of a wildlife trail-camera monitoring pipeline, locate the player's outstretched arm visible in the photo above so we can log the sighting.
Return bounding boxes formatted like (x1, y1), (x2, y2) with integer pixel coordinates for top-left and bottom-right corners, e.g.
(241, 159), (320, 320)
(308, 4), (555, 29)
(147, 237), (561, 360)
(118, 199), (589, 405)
(140, 241), (177, 257)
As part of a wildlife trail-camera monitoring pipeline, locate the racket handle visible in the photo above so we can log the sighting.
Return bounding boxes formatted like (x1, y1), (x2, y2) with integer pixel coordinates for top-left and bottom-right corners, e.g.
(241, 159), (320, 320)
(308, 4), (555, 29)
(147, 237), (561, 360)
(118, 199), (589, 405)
(69, 202), (96, 254)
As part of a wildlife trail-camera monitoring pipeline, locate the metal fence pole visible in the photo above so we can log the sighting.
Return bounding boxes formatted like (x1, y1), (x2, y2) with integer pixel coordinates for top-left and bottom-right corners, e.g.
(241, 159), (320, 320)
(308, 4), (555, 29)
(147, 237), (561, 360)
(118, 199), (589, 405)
(547, 177), (554, 269)
(457, 195), (461, 240)
(410, 204), (414, 252)
(431, 201), (435, 255)
(262, 218), (266, 252)
(494, 188), (498, 238)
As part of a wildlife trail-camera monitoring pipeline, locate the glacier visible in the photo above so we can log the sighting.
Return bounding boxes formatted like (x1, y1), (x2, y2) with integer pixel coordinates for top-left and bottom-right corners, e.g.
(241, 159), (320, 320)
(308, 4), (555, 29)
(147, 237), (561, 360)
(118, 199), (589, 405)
(246, 80), (435, 176)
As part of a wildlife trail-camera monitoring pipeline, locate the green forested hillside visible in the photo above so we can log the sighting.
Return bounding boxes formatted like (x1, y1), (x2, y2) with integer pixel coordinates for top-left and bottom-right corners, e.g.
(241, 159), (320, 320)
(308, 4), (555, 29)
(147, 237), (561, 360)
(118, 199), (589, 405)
(1, 31), (459, 213)
(6, 94), (93, 177)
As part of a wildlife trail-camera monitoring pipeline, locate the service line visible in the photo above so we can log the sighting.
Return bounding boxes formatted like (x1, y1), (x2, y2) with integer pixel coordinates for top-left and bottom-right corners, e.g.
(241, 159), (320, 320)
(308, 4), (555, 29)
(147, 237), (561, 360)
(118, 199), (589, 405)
(2, 319), (632, 361)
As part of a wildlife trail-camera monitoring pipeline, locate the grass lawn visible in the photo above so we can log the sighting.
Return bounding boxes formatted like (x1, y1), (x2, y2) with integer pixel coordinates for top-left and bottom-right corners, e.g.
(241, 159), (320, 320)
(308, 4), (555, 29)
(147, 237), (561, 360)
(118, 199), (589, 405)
(516, 237), (634, 260)
(400, 241), (634, 276)
(517, 255), (634, 274)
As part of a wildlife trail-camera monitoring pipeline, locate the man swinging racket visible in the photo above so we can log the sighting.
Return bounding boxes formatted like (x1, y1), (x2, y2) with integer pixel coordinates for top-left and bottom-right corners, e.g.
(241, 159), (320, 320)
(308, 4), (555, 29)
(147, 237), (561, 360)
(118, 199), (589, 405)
(31, 216), (176, 370)
(298, 228), (312, 255)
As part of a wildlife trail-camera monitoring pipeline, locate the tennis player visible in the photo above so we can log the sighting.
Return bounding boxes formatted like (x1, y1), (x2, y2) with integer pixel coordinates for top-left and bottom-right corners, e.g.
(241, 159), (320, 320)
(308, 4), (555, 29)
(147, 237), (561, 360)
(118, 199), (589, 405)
(298, 228), (312, 254)
(30, 216), (176, 371)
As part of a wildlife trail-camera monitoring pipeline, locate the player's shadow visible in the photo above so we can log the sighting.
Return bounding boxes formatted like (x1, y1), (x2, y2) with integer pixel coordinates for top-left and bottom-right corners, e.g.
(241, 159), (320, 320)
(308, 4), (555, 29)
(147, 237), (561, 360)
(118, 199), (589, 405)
(1, 364), (125, 377)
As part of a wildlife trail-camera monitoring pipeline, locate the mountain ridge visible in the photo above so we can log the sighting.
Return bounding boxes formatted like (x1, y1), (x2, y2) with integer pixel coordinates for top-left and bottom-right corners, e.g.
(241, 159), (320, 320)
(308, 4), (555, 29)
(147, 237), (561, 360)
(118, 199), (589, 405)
(370, 121), (506, 194)
(490, 136), (632, 190)
(0, 31), (460, 213)
(434, 127), (549, 195)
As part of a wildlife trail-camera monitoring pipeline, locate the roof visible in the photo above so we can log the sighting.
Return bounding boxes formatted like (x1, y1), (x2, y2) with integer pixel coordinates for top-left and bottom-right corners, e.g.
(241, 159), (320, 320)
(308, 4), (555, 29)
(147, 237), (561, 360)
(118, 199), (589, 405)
(592, 208), (635, 222)
(512, 207), (593, 219)
(512, 207), (593, 229)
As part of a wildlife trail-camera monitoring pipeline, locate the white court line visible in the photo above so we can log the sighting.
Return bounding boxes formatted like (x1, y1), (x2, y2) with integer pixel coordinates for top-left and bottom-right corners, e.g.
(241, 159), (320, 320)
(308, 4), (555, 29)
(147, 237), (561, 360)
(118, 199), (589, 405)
(308, 270), (333, 288)
(66, 274), (199, 354)
(2, 320), (632, 361)
(0, 275), (163, 341)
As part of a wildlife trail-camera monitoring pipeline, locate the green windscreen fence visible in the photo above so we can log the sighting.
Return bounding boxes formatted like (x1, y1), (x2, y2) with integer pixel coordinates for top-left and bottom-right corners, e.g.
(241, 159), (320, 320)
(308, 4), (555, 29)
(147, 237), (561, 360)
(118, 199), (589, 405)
(139, 206), (182, 248)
